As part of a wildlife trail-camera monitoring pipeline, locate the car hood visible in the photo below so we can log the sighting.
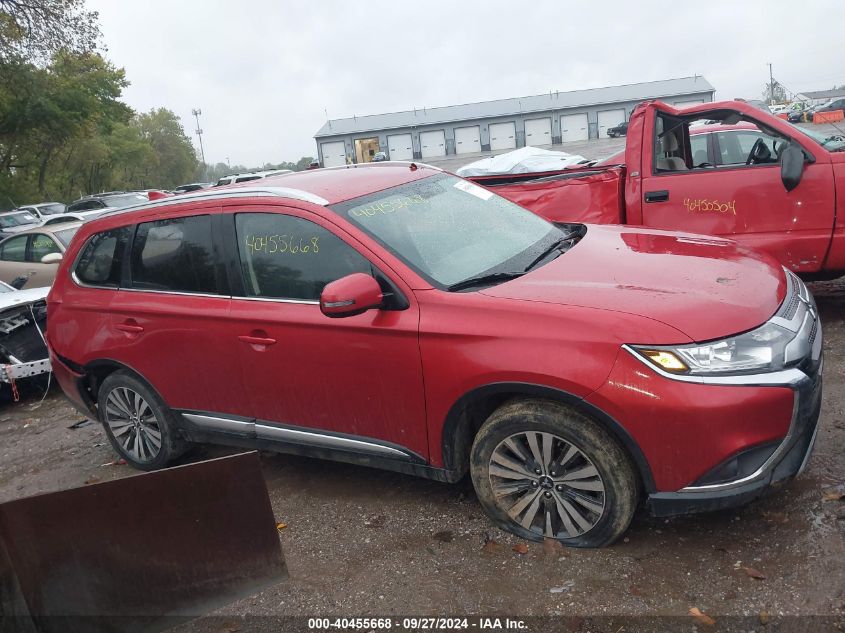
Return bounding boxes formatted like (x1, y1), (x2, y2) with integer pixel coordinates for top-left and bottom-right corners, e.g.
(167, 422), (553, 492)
(480, 225), (785, 343)
(0, 286), (49, 309)
(0, 225), (36, 234)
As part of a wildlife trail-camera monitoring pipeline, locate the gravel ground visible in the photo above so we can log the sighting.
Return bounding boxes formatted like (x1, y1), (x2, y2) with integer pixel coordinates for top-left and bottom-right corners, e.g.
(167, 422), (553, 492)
(0, 279), (842, 632)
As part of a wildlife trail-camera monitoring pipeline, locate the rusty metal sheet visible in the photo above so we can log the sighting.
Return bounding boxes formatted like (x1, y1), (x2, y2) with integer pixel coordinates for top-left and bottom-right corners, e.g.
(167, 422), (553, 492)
(0, 451), (286, 633)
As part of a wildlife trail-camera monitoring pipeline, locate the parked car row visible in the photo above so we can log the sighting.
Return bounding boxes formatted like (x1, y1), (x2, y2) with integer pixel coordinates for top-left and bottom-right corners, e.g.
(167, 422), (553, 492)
(43, 160), (822, 548)
(787, 98), (845, 122)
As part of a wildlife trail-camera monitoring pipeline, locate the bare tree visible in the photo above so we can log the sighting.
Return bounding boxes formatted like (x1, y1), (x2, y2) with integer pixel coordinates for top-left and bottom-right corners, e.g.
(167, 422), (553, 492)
(0, 0), (101, 63)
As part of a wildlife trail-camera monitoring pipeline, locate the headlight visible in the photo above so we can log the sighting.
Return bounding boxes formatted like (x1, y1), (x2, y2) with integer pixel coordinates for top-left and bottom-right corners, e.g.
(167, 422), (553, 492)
(632, 321), (796, 376)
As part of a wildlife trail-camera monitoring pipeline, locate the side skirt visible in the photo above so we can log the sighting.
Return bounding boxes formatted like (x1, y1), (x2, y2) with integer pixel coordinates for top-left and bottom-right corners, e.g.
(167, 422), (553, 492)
(175, 411), (464, 484)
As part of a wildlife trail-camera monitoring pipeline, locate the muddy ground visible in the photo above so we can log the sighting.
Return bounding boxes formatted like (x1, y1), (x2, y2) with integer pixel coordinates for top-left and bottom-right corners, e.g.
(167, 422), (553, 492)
(0, 281), (843, 631)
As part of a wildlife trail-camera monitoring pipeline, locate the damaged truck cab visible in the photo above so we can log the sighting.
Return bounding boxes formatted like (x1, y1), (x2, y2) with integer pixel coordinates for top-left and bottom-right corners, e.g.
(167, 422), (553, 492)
(625, 99), (845, 276)
(472, 99), (845, 277)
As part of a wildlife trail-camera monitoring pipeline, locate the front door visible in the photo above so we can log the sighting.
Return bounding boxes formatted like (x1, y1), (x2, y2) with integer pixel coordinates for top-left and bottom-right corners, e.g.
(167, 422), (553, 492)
(225, 206), (428, 459)
(639, 115), (835, 273)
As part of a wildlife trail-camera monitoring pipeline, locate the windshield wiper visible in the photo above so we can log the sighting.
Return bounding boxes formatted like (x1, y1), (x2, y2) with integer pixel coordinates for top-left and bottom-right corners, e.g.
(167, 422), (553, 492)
(523, 236), (574, 272)
(447, 271), (525, 292)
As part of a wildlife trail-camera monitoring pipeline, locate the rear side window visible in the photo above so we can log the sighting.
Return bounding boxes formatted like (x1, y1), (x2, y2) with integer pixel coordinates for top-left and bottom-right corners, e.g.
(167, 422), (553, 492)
(0, 235), (27, 262)
(130, 215), (217, 294)
(75, 227), (131, 287)
(235, 213), (371, 301)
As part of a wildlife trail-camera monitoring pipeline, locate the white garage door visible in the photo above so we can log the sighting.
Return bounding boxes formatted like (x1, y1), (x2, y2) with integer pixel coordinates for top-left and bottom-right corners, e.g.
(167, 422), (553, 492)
(597, 109), (625, 139)
(387, 133), (413, 161)
(321, 141), (347, 167)
(560, 113), (589, 143)
(524, 118), (552, 147)
(419, 130), (446, 159)
(675, 99), (705, 109)
(489, 122), (516, 151)
(454, 126), (481, 154)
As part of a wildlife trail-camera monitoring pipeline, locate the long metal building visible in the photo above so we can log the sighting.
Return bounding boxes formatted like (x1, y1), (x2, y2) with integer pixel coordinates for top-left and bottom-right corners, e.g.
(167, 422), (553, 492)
(314, 76), (715, 166)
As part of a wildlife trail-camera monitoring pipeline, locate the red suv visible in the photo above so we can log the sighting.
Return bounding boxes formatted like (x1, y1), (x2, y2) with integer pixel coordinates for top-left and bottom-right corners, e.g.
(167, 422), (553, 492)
(47, 164), (823, 547)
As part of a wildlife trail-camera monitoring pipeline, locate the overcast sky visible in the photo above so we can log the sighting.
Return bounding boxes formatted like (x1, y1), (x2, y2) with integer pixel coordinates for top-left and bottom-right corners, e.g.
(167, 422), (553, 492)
(87, 0), (845, 167)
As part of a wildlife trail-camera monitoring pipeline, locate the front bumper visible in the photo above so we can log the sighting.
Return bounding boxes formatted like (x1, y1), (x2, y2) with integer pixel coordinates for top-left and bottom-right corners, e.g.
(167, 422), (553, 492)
(649, 360), (822, 516)
(647, 269), (823, 516)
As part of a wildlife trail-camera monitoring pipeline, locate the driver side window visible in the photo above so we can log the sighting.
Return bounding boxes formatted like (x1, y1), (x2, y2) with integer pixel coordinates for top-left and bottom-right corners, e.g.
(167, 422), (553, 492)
(716, 131), (780, 166)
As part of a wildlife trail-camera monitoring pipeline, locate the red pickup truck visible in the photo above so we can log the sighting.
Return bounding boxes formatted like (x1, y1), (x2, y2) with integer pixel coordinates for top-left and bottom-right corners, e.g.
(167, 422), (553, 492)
(468, 99), (845, 277)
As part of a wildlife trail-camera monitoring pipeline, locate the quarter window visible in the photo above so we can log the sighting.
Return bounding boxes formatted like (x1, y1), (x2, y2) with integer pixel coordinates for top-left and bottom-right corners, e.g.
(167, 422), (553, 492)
(130, 215), (217, 294)
(75, 227), (131, 287)
(235, 213), (371, 301)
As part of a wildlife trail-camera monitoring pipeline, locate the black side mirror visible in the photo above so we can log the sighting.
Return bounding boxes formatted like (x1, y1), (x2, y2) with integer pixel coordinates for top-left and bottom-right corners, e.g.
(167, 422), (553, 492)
(780, 143), (805, 192)
(10, 275), (28, 290)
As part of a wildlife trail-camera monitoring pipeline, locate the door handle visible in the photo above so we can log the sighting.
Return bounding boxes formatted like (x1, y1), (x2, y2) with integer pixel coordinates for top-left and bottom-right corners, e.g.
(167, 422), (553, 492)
(644, 190), (669, 203)
(115, 321), (144, 334)
(238, 335), (277, 347)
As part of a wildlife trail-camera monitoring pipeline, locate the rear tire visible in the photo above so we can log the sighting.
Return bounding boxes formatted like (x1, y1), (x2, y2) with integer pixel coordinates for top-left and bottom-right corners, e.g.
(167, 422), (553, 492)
(470, 398), (638, 548)
(97, 371), (186, 470)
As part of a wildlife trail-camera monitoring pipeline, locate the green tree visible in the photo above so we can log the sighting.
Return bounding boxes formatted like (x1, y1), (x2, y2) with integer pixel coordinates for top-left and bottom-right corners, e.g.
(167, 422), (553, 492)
(0, 51), (130, 202)
(133, 108), (198, 189)
(0, 0), (101, 64)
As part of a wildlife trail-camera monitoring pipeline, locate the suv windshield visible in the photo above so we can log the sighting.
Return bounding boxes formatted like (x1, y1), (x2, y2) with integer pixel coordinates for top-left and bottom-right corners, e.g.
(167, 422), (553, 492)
(333, 173), (561, 288)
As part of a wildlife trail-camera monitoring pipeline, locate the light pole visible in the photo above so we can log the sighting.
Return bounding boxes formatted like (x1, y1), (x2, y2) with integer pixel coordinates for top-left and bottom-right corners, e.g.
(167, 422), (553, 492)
(768, 63), (774, 105)
(192, 108), (207, 180)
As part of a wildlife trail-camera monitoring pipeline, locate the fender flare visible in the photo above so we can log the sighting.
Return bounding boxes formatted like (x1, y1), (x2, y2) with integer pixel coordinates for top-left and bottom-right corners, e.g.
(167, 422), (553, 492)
(440, 382), (656, 494)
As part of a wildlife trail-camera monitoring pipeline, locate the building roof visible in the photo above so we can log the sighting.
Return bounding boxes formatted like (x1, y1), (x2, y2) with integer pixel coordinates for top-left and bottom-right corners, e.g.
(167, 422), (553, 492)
(315, 76), (715, 138)
(799, 88), (845, 101)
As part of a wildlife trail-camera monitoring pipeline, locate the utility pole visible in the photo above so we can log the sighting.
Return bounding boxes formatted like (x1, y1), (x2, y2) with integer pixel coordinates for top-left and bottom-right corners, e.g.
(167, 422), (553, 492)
(192, 108), (207, 180)
(768, 63), (775, 105)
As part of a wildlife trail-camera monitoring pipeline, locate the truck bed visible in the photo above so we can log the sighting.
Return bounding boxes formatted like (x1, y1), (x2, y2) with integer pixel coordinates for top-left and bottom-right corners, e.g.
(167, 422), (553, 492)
(467, 165), (625, 225)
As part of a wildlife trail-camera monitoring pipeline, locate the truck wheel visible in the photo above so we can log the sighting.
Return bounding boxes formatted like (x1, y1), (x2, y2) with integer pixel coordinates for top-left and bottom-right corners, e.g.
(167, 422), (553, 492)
(97, 371), (187, 471)
(470, 398), (638, 548)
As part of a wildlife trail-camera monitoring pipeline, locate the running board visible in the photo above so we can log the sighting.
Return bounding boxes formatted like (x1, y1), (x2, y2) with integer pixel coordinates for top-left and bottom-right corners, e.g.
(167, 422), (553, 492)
(180, 412), (420, 461)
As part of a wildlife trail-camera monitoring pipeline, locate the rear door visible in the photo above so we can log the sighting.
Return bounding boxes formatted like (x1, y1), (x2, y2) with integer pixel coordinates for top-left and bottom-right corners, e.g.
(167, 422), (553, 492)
(108, 205), (247, 416)
(638, 112), (836, 273)
(223, 204), (429, 459)
(0, 235), (32, 286)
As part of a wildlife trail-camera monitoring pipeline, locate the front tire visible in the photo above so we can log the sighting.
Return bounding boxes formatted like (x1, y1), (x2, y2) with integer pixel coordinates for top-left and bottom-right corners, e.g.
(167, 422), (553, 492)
(97, 371), (186, 470)
(470, 398), (638, 548)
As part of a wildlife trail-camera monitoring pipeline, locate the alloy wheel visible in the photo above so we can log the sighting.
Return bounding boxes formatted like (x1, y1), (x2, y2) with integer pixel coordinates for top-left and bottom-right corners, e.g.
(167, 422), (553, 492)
(488, 431), (606, 538)
(104, 387), (162, 463)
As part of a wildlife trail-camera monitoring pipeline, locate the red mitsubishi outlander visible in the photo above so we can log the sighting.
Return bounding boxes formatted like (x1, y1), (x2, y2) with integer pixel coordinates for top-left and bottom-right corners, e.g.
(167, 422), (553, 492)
(46, 163), (822, 547)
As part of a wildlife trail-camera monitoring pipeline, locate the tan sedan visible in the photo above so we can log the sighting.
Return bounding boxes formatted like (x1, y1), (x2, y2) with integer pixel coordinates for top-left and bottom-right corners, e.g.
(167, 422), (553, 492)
(0, 221), (82, 289)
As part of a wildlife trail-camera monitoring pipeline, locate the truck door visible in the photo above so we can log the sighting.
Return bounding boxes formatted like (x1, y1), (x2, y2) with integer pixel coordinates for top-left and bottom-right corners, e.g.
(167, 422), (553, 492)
(638, 111), (835, 274)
